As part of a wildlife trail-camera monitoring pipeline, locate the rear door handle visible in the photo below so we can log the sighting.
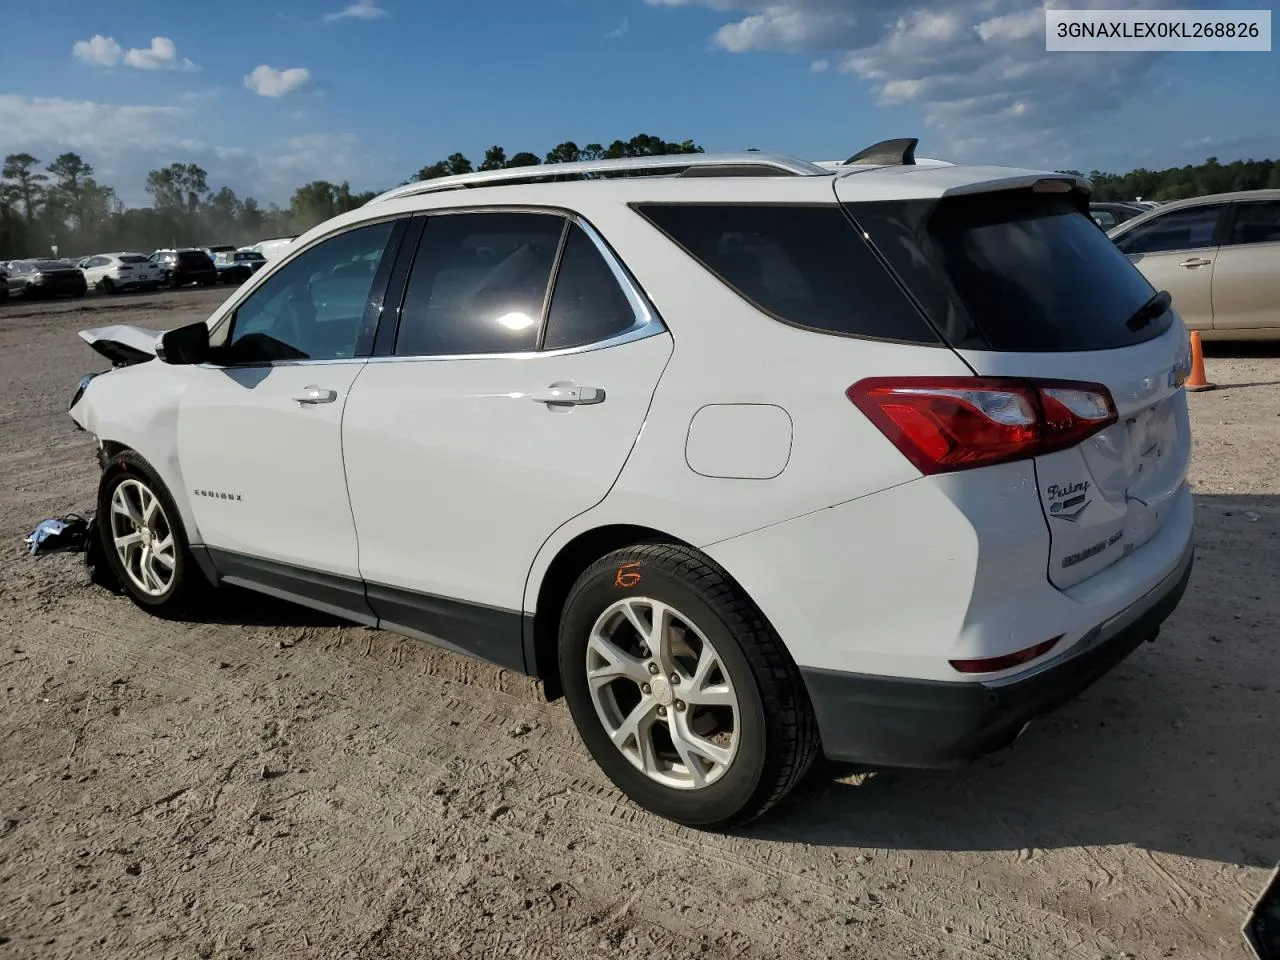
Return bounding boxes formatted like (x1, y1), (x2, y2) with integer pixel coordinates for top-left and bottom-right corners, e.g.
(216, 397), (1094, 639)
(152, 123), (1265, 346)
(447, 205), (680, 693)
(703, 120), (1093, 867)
(529, 384), (605, 406)
(292, 385), (337, 404)
(1179, 257), (1212, 268)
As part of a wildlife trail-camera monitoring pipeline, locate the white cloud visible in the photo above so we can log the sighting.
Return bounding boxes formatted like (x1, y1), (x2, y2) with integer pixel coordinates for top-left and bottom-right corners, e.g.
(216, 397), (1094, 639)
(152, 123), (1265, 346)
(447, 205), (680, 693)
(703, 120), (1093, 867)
(123, 37), (197, 71)
(810, 58), (830, 72)
(72, 35), (123, 67)
(244, 65), (313, 98)
(71, 35), (197, 71)
(323, 0), (388, 22)
(649, 0), (1175, 163)
(608, 17), (630, 38)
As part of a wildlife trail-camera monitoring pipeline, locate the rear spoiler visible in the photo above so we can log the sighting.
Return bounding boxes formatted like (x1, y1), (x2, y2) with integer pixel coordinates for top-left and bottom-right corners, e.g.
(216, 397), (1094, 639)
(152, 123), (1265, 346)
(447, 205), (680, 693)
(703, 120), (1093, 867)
(79, 324), (163, 367)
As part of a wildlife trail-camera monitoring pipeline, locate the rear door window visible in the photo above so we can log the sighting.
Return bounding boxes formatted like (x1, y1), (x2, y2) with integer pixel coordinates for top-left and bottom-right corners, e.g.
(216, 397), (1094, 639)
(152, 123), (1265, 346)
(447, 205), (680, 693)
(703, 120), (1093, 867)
(1226, 200), (1280, 246)
(1114, 204), (1226, 255)
(848, 192), (1169, 352)
(394, 211), (565, 357)
(634, 203), (940, 344)
(541, 224), (639, 351)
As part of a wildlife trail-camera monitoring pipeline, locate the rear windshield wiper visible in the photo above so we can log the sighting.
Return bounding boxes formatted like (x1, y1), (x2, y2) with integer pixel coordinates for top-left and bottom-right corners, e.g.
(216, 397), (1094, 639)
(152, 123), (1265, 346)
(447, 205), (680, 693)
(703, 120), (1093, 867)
(1126, 289), (1172, 332)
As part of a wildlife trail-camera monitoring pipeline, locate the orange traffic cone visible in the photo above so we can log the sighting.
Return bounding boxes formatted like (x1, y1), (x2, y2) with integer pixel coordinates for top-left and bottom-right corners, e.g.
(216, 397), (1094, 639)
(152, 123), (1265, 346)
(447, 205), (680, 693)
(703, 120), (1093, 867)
(1184, 330), (1216, 392)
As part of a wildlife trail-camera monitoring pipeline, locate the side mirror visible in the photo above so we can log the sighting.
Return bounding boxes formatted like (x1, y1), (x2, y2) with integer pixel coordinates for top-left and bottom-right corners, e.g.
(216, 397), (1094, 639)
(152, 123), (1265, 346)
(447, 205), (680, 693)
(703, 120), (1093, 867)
(156, 321), (211, 365)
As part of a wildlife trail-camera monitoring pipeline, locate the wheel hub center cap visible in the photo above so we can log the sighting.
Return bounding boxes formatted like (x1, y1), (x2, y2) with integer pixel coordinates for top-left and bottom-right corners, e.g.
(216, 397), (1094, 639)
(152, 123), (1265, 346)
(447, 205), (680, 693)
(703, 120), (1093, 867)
(649, 675), (673, 707)
(139, 526), (152, 547)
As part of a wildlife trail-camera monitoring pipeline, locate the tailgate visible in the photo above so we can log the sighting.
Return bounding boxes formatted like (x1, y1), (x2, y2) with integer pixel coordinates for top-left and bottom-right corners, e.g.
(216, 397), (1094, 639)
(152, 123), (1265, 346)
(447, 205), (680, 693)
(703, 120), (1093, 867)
(840, 177), (1194, 590)
(960, 326), (1191, 588)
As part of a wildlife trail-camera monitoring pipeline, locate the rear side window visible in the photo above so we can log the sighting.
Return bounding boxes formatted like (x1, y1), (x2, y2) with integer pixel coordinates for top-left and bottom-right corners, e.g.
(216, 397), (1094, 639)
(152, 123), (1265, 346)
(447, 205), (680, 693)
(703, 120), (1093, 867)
(849, 192), (1168, 353)
(634, 204), (940, 344)
(542, 225), (638, 351)
(1227, 200), (1280, 246)
(395, 212), (564, 357)
(1114, 204), (1224, 255)
(118, 255), (148, 264)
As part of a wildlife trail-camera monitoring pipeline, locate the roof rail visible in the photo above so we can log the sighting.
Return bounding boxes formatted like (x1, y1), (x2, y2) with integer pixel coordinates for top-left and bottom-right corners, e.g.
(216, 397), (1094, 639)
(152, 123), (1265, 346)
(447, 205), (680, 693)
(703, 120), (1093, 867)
(366, 152), (830, 205)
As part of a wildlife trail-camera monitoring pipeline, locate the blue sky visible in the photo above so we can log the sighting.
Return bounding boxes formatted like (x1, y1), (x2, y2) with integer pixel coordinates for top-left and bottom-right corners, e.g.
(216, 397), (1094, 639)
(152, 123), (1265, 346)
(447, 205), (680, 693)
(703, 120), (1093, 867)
(0, 0), (1275, 206)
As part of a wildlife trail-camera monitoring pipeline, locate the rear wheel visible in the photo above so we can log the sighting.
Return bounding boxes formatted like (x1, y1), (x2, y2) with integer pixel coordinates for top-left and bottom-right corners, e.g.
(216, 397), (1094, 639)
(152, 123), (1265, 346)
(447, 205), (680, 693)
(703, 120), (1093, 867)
(559, 543), (819, 828)
(97, 451), (207, 617)
(201, 277), (216, 288)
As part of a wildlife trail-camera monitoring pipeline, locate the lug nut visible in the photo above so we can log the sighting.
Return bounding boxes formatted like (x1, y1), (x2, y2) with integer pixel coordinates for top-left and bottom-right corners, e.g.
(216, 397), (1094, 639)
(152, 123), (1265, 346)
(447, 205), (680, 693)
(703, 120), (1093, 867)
(647, 662), (660, 675)
(675, 701), (686, 712)
(641, 683), (651, 695)
(669, 673), (680, 684)
(657, 706), (667, 718)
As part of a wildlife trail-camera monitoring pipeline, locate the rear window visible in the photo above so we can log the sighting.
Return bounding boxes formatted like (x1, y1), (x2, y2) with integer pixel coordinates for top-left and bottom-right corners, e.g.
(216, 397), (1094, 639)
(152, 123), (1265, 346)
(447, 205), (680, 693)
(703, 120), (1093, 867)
(119, 255), (149, 264)
(178, 251), (212, 266)
(633, 203), (940, 344)
(847, 192), (1168, 352)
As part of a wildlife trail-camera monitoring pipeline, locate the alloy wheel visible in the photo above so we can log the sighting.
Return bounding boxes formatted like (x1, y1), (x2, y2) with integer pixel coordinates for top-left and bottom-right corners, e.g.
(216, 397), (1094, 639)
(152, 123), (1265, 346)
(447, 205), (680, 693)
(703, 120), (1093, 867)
(585, 597), (740, 790)
(109, 478), (177, 597)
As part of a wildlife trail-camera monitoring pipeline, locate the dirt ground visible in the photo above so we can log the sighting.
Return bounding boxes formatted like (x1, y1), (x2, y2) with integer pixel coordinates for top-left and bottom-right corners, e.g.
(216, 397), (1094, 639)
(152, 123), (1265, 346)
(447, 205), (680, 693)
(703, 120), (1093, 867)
(1, 288), (1277, 960)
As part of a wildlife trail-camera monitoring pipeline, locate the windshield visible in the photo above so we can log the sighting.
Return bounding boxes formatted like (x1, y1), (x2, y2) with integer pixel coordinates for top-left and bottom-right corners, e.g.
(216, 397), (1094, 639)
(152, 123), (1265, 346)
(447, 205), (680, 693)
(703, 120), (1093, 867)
(847, 191), (1168, 352)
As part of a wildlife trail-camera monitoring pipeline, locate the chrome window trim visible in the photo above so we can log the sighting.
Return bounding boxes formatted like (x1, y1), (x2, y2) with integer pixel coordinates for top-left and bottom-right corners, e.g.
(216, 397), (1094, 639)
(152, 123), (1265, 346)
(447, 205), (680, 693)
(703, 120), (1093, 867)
(202, 203), (668, 369)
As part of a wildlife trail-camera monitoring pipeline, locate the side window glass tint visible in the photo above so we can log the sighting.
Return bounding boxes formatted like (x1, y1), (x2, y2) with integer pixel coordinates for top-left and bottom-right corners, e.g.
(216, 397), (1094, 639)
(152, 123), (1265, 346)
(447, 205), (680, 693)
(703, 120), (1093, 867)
(1228, 201), (1280, 246)
(542, 225), (638, 351)
(637, 203), (939, 343)
(224, 220), (393, 364)
(395, 212), (564, 357)
(1116, 205), (1223, 255)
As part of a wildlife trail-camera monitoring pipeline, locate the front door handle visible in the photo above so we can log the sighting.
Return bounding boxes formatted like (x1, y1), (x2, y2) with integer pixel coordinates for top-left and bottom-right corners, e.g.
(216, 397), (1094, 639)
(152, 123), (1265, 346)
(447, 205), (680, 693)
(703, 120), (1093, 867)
(292, 385), (337, 404)
(1179, 257), (1212, 268)
(529, 384), (606, 406)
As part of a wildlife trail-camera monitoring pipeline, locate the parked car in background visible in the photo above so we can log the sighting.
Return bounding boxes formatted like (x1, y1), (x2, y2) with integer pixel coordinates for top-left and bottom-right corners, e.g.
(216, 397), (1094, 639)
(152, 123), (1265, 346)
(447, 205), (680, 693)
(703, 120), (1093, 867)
(1109, 189), (1280, 339)
(78, 252), (164, 294)
(1089, 201), (1146, 231)
(0, 264), (8, 302)
(212, 250), (259, 285)
(5, 259), (88, 299)
(150, 249), (218, 288)
(69, 144), (1195, 827)
(246, 236), (295, 261)
(203, 244), (237, 258)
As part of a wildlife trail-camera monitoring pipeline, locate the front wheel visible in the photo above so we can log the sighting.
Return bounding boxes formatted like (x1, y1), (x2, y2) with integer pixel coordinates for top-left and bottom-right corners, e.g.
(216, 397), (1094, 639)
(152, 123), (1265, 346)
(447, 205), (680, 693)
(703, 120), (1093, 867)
(558, 543), (819, 828)
(102, 277), (116, 294)
(97, 451), (207, 617)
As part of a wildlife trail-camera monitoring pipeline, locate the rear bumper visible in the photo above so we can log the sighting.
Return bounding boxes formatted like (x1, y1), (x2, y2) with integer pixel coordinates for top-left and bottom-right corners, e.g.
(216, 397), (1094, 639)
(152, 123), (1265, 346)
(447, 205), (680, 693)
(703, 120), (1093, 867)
(801, 538), (1194, 768)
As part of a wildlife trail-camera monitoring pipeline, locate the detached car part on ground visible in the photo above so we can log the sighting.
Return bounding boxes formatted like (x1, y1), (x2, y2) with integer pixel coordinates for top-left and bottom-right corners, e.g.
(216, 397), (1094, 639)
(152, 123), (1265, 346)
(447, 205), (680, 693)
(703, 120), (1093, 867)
(68, 141), (1196, 828)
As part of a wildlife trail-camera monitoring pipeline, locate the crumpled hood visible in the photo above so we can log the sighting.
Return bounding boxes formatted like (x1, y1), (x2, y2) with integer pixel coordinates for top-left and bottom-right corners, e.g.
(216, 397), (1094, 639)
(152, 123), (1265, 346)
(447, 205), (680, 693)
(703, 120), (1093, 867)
(79, 324), (163, 366)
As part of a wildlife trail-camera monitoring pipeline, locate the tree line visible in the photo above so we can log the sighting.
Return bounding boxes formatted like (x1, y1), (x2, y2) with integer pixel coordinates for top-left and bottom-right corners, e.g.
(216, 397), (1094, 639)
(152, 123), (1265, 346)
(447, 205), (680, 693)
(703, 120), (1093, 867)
(1062, 156), (1280, 201)
(4, 139), (1276, 260)
(0, 134), (702, 260)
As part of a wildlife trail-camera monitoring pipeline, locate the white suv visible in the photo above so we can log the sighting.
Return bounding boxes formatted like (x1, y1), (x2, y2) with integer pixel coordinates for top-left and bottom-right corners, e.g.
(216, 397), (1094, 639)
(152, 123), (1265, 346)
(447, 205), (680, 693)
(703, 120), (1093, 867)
(69, 142), (1196, 827)
(78, 252), (164, 294)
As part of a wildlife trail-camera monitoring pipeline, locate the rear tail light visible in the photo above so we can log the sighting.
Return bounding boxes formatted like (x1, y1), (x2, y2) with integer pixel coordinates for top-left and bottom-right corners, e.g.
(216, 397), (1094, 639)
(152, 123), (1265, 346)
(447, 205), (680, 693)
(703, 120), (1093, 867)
(847, 377), (1117, 475)
(950, 636), (1061, 674)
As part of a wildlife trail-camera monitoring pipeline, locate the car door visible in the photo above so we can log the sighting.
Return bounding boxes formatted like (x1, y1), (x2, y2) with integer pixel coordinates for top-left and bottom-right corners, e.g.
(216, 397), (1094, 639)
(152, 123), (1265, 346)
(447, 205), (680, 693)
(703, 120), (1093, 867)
(342, 210), (673, 670)
(1112, 202), (1228, 331)
(176, 217), (405, 614)
(81, 256), (106, 286)
(1209, 198), (1280, 333)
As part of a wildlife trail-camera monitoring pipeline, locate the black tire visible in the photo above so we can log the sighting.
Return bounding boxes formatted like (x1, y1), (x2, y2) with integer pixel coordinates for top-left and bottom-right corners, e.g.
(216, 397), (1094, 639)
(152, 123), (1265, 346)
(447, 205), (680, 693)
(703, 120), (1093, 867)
(170, 276), (183, 289)
(97, 450), (208, 618)
(102, 277), (116, 294)
(558, 543), (819, 828)
(200, 278), (216, 288)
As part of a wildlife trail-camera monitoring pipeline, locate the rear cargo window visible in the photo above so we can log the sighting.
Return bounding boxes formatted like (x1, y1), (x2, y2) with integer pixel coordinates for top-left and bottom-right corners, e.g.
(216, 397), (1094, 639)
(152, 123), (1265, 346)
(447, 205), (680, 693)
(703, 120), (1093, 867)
(847, 192), (1169, 352)
(633, 203), (940, 344)
(119, 255), (149, 264)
